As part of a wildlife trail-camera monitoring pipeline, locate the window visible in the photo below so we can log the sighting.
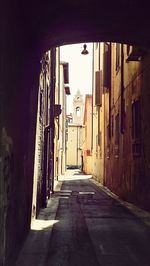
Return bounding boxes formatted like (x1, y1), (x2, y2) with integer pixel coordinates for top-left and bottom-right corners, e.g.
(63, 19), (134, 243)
(99, 131), (102, 158)
(132, 99), (141, 139)
(96, 134), (98, 157)
(40, 91), (43, 118)
(116, 43), (120, 71)
(95, 71), (101, 106)
(63, 63), (69, 84)
(107, 124), (110, 158)
(111, 115), (114, 137)
(76, 107), (80, 117)
(95, 42), (99, 49)
(126, 46), (145, 62)
(126, 45), (130, 56)
(107, 124), (110, 143)
(114, 113), (119, 158)
(132, 99), (141, 156)
(103, 43), (111, 89)
(115, 114), (119, 145)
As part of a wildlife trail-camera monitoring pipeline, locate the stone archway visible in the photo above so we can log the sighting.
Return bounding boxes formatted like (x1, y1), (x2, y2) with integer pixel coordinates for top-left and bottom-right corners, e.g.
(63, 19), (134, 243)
(1, 1), (150, 265)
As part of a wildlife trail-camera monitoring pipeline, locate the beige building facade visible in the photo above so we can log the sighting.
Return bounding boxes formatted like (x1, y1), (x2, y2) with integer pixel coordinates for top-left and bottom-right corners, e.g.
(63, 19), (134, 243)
(67, 125), (84, 168)
(54, 52), (70, 179)
(32, 51), (51, 216)
(90, 43), (105, 184)
(83, 94), (92, 174)
(84, 42), (150, 211)
(67, 90), (85, 168)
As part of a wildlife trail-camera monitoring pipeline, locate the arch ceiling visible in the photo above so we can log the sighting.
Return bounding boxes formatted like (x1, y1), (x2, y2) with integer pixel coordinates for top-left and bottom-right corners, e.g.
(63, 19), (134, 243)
(2, 1), (150, 56)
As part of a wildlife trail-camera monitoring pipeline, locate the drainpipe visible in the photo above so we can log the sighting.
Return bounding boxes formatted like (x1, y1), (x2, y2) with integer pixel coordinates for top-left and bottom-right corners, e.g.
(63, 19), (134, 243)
(50, 48), (56, 194)
(77, 126), (79, 167)
(103, 77), (106, 185)
(42, 125), (50, 208)
(91, 43), (94, 151)
(58, 47), (60, 141)
(109, 43), (111, 138)
(121, 44), (124, 134)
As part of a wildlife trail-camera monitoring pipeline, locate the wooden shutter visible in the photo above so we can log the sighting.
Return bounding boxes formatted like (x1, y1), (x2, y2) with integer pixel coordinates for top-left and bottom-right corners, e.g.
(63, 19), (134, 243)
(95, 71), (102, 106)
(103, 43), (111, 89)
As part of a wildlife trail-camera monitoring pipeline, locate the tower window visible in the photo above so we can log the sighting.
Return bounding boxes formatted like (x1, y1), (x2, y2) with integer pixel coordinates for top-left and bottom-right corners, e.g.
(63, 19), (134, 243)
(76, 107), (80, 117)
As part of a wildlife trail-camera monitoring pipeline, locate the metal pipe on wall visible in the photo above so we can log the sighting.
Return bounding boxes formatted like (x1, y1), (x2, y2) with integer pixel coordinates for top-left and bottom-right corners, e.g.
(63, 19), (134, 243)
(121, 44), (125, 134)
(50, 48), (56, 193)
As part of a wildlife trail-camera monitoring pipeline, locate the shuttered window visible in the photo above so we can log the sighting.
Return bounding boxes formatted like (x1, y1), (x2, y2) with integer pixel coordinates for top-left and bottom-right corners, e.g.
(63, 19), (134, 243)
(115, 113), (119, 145)
(132, 98), (141, 156)
(63, 63), (69, 84)
(114, 113), (119, 158)
(103, 43), (111, 89)
(95, 71), (102, 106)
(116, 43), (120, 71)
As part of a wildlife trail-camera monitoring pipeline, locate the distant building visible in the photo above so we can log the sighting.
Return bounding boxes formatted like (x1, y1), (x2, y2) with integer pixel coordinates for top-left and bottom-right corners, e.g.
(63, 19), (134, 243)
(66, 90), (85, 168)
(66, 113), (73, 123)
(54, 60), (70, 178)
(83, 94), (92, 174)
(67, 125), (84, 168)
(72, 90), (84, 125)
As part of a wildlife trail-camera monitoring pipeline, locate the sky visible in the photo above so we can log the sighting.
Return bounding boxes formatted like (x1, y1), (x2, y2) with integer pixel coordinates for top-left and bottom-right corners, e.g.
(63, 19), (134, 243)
(60, 43), (93, 114)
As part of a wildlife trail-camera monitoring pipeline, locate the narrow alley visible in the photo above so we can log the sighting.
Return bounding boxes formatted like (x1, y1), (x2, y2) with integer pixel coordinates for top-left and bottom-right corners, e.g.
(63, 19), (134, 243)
(2, 2), (150, 265)
(16, 170), (150, 266)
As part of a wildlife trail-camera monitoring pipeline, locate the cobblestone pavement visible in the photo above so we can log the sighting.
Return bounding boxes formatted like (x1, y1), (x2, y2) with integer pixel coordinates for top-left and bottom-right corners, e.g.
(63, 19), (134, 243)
(16, 170), (150, 266)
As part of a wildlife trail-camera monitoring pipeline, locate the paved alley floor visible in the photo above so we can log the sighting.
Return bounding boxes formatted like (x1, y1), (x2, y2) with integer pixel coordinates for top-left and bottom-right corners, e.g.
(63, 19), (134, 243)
(16, 170), (150, 266)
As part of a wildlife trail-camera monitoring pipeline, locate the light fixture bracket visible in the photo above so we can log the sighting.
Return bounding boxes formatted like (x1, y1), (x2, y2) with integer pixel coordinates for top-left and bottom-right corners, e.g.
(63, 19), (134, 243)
(81, 44), (89, 55)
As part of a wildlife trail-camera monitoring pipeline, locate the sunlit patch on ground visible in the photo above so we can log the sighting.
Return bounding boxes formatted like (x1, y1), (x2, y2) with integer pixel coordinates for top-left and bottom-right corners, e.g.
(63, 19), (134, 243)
(61, 169), (92, 181)
(31, 219), (59, 231)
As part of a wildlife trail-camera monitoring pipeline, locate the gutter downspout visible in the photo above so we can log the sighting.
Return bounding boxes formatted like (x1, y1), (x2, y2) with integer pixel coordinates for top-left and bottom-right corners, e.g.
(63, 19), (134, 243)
(109, 44), (111, 138)
(42, 125), (50, 208)
(50, 48), (56, 194)
(121, 44), (124, 134)
(91, 43), (94, 151)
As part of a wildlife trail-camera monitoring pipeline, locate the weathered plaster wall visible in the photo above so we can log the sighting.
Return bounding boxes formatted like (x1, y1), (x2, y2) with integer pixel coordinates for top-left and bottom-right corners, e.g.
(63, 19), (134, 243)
(105, 45), (150, 211)
(67, 126), (83, 168)
(0, 29), (40, 265)
(139, 54), (150, 209)
(83, 95), (92, 174)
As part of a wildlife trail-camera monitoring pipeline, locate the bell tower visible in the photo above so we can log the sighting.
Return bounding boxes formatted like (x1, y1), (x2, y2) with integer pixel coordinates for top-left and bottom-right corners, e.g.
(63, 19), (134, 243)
(72, 90), (84, 125)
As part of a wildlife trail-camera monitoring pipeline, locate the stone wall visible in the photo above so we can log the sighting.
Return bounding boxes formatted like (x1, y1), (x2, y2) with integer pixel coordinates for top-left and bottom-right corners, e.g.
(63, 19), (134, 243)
(0, 41), (40, 265)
